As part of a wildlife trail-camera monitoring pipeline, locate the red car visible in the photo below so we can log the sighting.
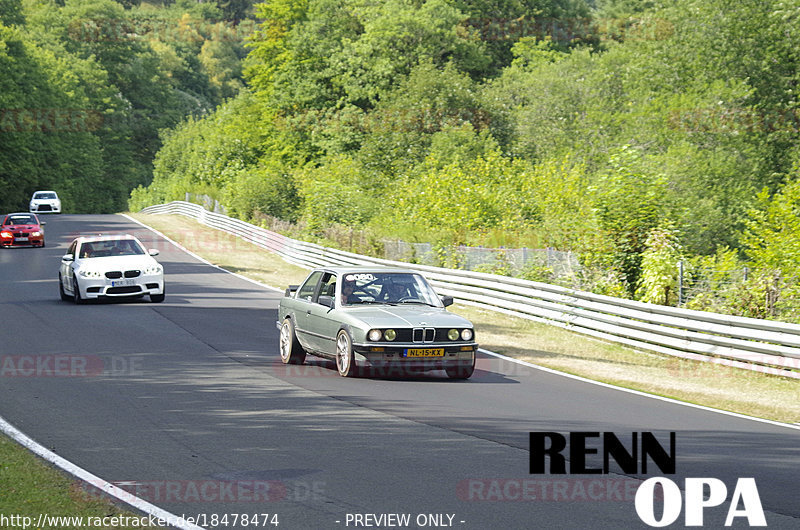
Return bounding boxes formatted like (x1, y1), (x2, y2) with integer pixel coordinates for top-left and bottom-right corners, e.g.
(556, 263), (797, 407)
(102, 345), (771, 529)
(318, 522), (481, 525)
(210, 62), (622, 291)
(0, 212), (46, 248)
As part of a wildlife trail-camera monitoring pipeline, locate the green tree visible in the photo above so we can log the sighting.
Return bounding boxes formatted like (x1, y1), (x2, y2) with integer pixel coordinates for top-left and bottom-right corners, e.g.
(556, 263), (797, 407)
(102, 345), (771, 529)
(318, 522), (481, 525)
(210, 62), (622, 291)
(636, 224), (683, 305)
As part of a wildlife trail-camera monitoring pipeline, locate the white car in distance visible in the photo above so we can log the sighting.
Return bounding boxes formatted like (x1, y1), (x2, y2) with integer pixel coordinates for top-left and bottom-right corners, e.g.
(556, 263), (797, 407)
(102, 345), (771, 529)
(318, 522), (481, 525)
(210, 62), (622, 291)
(30, 190), (62, 213)
(59, 235), (165, 304)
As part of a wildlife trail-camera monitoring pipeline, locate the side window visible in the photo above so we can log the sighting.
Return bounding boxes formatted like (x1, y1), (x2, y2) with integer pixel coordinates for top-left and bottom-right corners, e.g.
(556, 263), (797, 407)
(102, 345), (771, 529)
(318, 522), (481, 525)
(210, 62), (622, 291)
(297, 271), (323, 301)
(319, 273), (337, 301)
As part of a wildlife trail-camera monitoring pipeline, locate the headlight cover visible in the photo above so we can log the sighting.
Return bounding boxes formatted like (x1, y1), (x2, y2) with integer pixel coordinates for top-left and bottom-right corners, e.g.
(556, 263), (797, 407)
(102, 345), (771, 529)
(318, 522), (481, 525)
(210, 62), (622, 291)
(384, 329), (396, 341)
(448, 329), (460, 340)
(461, 328), (473, 341)
(79, 269), (102, 278)
(143, 264), (163, 275)
(368, 329), (382, 342)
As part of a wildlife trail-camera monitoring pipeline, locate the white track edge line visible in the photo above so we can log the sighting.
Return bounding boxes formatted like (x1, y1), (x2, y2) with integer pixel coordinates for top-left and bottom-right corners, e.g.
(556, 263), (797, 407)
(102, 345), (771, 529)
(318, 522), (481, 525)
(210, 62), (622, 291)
(478, 348), (800, 432)
(126, 213), (800, 432)
(0, 415), (205, 530)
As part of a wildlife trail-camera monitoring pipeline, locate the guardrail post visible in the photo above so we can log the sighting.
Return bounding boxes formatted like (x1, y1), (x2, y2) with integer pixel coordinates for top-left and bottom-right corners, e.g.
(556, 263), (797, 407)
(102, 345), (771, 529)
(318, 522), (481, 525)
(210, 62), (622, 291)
(678, 260), (684, 307)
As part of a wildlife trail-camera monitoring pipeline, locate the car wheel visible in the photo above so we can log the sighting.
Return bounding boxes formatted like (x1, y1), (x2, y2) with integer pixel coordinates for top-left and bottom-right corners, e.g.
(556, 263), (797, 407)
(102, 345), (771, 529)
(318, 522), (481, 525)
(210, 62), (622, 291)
(279, 318), (306, 365)
(336, 330), (358, 377)
(445, 352), (475, 380)
(58, 274), (70, 301)
(71, 273), (85, 305)
(150, 285), (165, 303)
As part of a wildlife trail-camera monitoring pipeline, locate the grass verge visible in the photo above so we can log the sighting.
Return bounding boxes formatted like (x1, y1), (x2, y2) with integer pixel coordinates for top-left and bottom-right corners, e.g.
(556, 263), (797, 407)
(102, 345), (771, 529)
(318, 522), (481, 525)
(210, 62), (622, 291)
(0, 434), (159, 528)
(129, 213), (800, 424)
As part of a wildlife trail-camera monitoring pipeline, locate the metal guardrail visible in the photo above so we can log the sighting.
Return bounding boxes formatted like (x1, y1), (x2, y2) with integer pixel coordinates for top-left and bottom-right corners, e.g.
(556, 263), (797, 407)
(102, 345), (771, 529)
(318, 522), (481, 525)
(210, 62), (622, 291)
(140, 201), (800, 379)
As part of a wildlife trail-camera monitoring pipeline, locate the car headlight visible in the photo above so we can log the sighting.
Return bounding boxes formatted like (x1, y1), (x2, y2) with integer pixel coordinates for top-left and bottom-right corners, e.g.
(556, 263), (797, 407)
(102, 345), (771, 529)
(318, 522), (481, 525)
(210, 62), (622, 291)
(79, 269), (103, 278)
(368, 329), (383, 341)
(461, 329), (473, 341)
(448, 329), (460, 340)
(144, 264), (163, 275)
(384, 329), (396, 341)
(30, 231), (41, 237)
(0, 231), (12, 239)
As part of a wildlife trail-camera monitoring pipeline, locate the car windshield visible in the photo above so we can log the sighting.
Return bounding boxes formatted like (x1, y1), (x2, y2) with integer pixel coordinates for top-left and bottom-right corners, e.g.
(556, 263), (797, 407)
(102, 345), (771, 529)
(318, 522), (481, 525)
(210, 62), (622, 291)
(5, 215), (37, 225)
(79, 239), (145, 258)
(34, 192), (57, 199)
(340, 272), (442, 307)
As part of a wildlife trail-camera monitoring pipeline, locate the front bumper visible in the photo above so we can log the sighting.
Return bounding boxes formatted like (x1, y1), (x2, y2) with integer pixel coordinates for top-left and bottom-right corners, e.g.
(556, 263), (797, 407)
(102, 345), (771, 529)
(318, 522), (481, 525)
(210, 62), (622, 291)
(30, 202), (60, 213)
(1, 234), (44, 247)
(352, 342), (477, 372)
(78, 274), (164, 299)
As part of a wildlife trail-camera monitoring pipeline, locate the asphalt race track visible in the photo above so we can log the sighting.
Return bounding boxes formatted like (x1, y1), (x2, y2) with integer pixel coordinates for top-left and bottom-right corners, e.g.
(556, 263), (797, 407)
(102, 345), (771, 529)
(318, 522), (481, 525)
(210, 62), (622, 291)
(1, 214), (798, 529)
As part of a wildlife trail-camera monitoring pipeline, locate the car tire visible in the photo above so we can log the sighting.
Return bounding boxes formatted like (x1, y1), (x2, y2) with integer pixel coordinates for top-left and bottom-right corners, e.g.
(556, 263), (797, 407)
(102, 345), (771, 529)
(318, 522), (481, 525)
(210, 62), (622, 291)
(335, 329), (358, 377)
(150, 286), (165, 303)
(58, 274), (70, 301)
(71, 273), (85, 305)
(279, 318), (306, 365)
(445, 352), (475, 380)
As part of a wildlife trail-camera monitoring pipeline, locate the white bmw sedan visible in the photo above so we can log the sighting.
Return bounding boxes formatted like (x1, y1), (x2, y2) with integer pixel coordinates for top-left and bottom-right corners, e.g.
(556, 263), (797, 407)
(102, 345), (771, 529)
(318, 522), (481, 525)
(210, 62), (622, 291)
(59, 235), (165, 303)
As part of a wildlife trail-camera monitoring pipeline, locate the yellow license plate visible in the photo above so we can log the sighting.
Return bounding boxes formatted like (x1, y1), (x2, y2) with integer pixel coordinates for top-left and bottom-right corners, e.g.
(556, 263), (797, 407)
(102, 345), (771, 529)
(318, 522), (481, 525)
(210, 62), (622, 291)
(405, 348), (444, 358)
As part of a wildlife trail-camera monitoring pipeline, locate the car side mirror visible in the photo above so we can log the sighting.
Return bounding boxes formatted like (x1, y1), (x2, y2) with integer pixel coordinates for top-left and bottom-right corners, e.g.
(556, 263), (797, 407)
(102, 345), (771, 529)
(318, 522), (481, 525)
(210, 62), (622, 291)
(40, 221), (46, 226)
(62, 254), (74, 262)
(285, 285), (299, 297)
(148, 249), (160, 256)
(441, 295), (454, 307)
(318, 295), (335, 309)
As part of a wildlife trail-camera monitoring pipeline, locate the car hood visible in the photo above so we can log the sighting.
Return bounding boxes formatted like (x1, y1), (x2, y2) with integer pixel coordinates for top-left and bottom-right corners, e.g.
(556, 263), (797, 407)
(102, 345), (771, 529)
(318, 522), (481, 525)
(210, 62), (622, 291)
(4, 224), (40, 231)
(78, 255), (158, 270)
(344, 305), (472, 329)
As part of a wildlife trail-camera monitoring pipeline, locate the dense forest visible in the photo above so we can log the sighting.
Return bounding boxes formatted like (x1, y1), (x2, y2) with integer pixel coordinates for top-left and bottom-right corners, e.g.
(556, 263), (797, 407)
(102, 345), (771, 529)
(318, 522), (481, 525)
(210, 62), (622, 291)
(5, 0), (800, 320)
(0, 0), (250, 212)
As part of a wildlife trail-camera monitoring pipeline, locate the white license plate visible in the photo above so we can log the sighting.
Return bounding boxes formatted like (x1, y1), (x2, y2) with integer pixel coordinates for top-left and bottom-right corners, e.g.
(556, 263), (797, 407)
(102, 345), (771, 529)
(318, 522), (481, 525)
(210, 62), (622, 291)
(111, 279), (135, 287)
(14, 237), (28, 242)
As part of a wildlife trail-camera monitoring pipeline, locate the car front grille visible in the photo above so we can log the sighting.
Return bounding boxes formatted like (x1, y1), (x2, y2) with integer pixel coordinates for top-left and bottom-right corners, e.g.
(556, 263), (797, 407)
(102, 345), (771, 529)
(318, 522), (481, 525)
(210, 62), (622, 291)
(105, 271), (122, 279)
(124, 270), (141, 278)
(39, 204), (52, 211)
(413, 328), (436, 343)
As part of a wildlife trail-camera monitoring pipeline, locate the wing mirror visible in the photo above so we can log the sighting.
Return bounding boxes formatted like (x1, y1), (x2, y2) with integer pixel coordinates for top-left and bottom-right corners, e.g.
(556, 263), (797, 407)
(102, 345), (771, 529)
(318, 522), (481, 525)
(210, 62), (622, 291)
(61, 254), (74, 262)
(440, 295), (454, 307)
(318, 295), (335, 309)
(148, 249), (160, 256)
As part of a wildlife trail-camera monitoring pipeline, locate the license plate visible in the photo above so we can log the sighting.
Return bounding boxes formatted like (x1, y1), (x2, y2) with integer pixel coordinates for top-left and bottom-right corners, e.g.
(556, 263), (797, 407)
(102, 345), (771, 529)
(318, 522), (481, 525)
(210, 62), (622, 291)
(14, 237), (28, 242)
(111, 279), (135, 287)
(404, 348), (444, 358)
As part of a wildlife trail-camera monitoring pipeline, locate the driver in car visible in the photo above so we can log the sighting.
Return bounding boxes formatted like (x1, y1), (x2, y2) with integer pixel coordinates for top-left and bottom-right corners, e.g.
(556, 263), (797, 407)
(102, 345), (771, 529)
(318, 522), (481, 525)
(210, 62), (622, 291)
(386, 282), (409, 302)
(341, 280), (360, 305)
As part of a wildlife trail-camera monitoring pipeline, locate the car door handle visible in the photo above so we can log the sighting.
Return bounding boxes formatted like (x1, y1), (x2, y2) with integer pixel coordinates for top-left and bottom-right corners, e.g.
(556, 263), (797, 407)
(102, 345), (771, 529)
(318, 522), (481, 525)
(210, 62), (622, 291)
(306, 310), (311, 315)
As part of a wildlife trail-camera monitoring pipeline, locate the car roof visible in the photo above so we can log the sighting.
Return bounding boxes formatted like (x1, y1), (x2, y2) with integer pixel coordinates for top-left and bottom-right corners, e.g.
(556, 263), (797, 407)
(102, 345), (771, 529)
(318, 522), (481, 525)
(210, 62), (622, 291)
(4, 212), (40, 220)
(314, 266), (419, 275)
(32, 190), (57, 194)
(74, 234), (139, 243)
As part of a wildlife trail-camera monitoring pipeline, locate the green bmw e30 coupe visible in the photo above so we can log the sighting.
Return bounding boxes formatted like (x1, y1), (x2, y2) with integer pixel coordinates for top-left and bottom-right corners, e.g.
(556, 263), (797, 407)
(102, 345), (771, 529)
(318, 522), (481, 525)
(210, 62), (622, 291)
(277, 267), (477, 379)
